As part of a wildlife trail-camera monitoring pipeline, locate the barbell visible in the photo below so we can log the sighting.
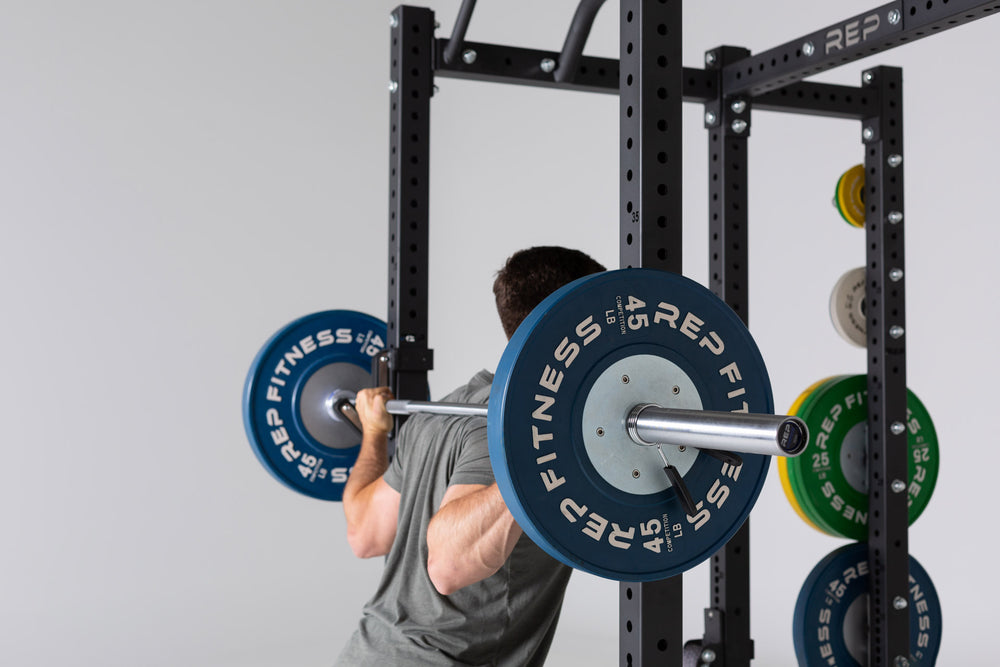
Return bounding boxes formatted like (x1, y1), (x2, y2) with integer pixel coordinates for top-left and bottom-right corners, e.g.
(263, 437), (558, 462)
(242, 268), (809, 581)
(336, 398), (805, 459)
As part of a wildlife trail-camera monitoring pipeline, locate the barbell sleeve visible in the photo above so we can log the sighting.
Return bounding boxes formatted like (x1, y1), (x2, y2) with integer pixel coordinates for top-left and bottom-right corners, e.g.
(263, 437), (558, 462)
(627, 404), (808, 457)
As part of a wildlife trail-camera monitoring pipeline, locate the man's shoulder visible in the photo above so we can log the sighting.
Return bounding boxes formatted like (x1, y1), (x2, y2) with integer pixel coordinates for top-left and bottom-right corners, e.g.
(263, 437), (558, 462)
(440, 370), (493, 404)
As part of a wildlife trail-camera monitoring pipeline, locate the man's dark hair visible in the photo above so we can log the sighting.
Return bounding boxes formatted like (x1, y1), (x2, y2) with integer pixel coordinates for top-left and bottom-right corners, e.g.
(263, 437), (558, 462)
(493, 246), (606, 339)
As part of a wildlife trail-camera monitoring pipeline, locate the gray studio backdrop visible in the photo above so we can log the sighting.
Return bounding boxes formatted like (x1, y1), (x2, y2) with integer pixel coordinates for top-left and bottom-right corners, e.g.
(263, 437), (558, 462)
(2, 1), (993, 664)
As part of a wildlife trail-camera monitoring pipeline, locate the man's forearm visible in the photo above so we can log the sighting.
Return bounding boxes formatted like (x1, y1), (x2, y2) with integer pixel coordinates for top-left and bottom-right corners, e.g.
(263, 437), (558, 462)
(426, 484), (523, 595)
(341, 388), (400, 558)
(342, 431), (390, 527)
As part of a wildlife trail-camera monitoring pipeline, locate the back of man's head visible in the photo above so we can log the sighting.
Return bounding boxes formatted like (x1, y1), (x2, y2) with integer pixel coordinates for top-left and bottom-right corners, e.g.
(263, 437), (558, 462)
(493, 246), (606, 339)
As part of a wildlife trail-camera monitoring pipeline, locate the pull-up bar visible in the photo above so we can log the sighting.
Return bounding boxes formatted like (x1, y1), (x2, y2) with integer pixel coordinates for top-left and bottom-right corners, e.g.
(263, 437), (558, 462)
(441, 0), (477, 65)
(554, 0), (608, 83)
(442, 0), (611, 84)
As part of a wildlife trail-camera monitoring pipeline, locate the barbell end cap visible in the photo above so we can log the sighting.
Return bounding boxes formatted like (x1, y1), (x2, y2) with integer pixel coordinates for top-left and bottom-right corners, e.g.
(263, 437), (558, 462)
(778, 417), (809, 456)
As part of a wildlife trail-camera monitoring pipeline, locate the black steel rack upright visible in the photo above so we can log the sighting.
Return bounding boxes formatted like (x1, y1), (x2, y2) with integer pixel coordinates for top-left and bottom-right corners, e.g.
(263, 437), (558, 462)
(382, 1), (994, 664)
(617, 2), (686, 664)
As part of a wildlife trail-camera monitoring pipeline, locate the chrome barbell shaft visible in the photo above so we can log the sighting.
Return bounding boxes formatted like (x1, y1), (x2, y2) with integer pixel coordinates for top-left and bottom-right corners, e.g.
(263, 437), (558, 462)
(627, 404), (808, 457)
(385, 399), (489, 418)
(331, 398), (488, 430)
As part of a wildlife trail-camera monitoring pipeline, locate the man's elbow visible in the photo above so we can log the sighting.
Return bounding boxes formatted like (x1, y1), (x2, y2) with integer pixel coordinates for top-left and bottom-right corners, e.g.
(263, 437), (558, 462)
(427, 551), (499, 595)
(346, 528), (389, 559)
(427, 555), (464, 595)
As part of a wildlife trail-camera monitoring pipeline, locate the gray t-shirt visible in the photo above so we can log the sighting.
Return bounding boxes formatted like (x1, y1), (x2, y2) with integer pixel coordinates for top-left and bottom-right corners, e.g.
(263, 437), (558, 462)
(335, 370), (573, 666)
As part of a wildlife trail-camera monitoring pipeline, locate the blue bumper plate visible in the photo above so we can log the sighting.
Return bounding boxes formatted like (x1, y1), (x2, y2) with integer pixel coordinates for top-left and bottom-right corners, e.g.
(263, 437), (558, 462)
(489, 269), (772, 581)
(793, 543), (942, 666)
(243, 310), (385, 501)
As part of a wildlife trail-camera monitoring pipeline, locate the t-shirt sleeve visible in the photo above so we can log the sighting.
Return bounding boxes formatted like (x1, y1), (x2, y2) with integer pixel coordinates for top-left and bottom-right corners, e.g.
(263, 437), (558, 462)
(382, 436), (404, 492)
(449, 418), (495, 487)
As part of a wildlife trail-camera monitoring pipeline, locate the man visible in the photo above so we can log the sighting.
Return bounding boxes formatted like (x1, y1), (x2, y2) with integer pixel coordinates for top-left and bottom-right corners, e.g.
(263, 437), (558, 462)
(335, 247), (606, 666)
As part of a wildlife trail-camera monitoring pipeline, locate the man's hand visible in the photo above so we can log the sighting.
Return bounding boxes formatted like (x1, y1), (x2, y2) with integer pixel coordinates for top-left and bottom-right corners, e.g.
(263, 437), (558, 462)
(354, 387), (394, 437)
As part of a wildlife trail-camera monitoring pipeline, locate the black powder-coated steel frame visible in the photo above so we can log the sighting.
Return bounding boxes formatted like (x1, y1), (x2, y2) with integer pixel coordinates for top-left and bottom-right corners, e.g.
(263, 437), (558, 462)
(387, 7), (435, 419)
(723, 0), (1000, 97)
(863, 65), (910, 667)
(617, 0), (682, 273)
(701, 45), (754, 667)
(617, 4), (685, 664)
(380, 1), (992, 664)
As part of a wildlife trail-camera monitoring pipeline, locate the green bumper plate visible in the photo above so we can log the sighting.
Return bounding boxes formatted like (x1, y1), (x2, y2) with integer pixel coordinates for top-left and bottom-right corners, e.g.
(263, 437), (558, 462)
(785, 375), (939, 540)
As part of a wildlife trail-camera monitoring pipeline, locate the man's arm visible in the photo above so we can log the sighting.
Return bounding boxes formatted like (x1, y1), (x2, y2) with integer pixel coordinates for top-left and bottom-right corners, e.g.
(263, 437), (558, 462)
(425, 482), (523, 595)
(342, 387), (401, 559)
